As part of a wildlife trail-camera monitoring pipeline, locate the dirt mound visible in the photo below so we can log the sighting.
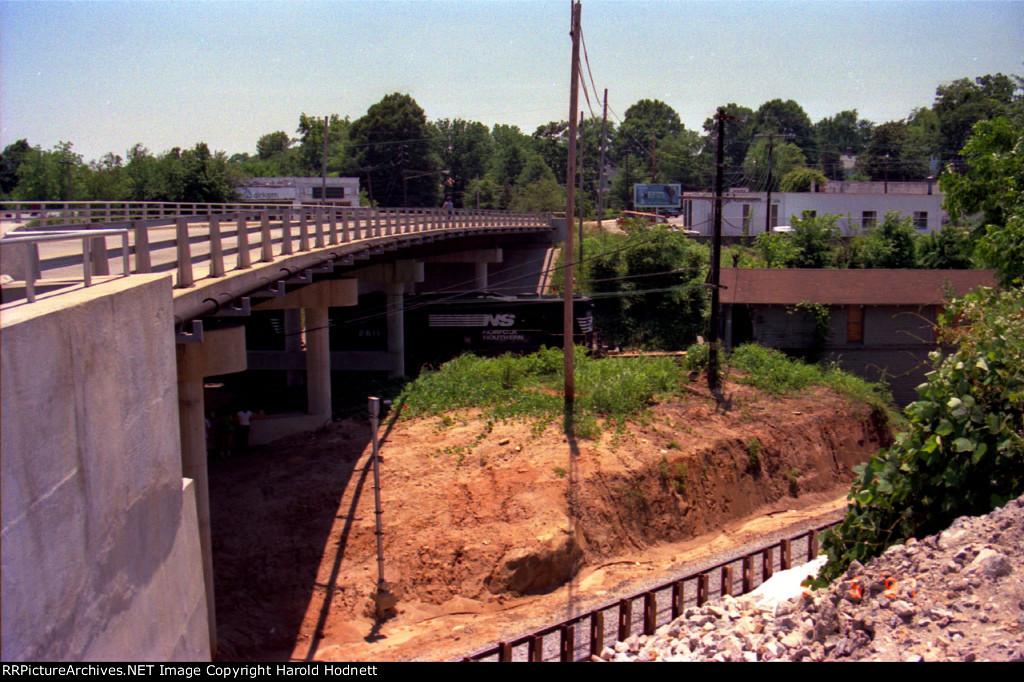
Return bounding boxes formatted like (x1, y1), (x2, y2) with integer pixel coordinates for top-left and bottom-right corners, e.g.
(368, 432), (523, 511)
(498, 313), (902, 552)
(209, 375), (891, 661)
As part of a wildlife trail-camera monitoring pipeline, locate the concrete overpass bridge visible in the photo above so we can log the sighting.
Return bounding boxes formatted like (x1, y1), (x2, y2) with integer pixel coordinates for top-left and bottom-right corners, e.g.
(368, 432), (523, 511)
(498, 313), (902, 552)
(0, 201), (563, 660)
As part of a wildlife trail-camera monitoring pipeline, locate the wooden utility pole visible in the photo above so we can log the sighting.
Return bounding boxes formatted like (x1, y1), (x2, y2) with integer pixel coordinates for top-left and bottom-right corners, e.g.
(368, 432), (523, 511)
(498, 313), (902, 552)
(321, 116), (329, 203)
(708, 107), (726, 391)
(563, 0), (581, 406)
(578, 111), (585, 268)
(758, 133), (792, 234)
(597, 89), (608, 230)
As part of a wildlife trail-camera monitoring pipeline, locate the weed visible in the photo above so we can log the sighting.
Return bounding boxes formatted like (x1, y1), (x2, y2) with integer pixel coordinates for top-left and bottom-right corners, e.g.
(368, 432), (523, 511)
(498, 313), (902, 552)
(746, 437), (762, 471)
(625, 483), (649, 510)
(658, 456), (689, 494)
(667, 439), (682, 450)
(788, 468), (800, 496)
(554, 466), (567, 478)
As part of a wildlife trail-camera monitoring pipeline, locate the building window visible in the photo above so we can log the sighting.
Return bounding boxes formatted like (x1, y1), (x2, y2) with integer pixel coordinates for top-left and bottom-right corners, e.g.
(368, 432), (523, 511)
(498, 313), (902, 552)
(742, 204), (752, 233)
(846, 305), (864, 344)
(862, 210), (877, 230)
(770, 204), (779, 229)
(313, 186), (347, 199)
(913, 211), (928, 229)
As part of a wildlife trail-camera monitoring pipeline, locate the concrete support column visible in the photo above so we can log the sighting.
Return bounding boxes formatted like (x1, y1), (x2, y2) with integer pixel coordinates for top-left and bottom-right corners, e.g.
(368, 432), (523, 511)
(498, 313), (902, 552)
(305, 306), (331, 420)
(386, 282), (405, 378)
(284, 309), (303, 388)
(175, 370), (214, 655)
(474, 261), (488, 290)
(175, 326), (247, 658)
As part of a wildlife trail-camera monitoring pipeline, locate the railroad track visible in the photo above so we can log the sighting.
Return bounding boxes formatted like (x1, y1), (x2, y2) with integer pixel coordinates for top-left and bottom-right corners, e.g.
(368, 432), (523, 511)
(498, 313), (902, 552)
(462, 513), (843, 662)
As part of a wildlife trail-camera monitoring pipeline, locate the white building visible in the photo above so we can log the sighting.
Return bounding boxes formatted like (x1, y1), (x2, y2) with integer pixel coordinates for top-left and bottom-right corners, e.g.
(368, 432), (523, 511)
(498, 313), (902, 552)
(237, 177), (360, 207)
(681, 181), (945, 236)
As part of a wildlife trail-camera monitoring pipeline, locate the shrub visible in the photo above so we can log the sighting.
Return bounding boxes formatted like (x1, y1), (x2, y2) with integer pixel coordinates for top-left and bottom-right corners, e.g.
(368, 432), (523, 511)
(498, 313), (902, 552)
(810, 286), (1024, 587)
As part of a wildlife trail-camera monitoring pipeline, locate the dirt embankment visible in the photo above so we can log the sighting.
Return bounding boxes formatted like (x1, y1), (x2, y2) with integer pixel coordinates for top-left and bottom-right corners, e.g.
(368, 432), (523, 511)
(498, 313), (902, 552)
(210, 377), (891, 662)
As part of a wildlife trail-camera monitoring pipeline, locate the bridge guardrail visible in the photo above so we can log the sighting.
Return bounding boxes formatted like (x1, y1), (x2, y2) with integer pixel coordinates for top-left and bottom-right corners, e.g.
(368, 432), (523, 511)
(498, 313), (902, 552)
(1, 202), (552, 303)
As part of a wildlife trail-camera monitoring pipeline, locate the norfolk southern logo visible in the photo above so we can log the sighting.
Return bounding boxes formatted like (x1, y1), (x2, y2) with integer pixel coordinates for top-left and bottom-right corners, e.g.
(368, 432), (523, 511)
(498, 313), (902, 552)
(429, 313), (516, 327)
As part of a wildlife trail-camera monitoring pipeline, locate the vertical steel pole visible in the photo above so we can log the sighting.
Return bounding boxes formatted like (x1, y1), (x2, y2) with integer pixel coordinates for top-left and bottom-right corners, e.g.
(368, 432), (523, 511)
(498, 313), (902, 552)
(369, 397), (385, 588)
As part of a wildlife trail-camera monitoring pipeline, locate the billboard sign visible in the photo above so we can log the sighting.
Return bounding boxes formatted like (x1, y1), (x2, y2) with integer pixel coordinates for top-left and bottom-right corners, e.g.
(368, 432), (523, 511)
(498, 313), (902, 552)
(239, 186), (297, 202)
(634, 183), (681, 208)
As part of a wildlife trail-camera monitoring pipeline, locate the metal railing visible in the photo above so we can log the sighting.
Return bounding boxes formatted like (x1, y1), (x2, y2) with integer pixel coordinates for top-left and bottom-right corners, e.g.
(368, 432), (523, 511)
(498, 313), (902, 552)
(463, 521), (834, 662)
(1, 202), (551, 302)
(1, 228), (130, 303)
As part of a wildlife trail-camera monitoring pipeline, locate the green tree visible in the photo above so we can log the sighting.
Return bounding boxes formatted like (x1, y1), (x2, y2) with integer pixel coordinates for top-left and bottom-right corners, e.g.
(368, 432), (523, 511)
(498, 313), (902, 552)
(294, 114), (352, 177)
(256, 131), (292, 160)
(755, 231), (799, 268)
(657, 129), (710, 190)
(903, 107), (943, 180)
(778, 167), (829, 192)
(916, 224), (977, 270)
(790, 211), (841, 268)
(349, 94), (441, 207)
(575, 225), (708, 349)
(857, 121), (911, 181)
(509, 156), (563, 212)
(753, 99), (814, 160)
(434, 118), (493, 208)
(940, 116), (1024, 286)
(812, 286), (1024, 586)
(934, 73), (1019, 157)
(859, 211), (918, 268)
(532, 120), (569, 187)
(82, 152), (129, 200)
(702, 103), (755, 175)
(11, 141), (81, 201)
(613, 99), (682, 171)
(1, 139), (32, 196)
(812, 110), (873, 180)
(743, 138), (807, 192)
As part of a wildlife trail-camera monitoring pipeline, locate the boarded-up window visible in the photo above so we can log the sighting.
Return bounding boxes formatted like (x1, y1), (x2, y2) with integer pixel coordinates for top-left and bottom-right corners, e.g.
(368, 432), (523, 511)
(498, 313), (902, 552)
(847, 305), (864, 343)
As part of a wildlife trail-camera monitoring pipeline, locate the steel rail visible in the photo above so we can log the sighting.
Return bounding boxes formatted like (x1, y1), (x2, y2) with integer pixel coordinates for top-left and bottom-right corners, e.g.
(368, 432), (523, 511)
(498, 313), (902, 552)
(462, 520), (837, 662)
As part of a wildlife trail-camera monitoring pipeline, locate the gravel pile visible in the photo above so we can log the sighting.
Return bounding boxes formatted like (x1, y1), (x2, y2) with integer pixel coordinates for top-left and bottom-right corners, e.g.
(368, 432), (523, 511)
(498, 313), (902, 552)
(597, 495), (1024, 662)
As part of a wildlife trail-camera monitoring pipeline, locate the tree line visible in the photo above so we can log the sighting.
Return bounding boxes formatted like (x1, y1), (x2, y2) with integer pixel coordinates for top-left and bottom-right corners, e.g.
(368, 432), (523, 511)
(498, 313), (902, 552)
(1, 74), (1021, 215)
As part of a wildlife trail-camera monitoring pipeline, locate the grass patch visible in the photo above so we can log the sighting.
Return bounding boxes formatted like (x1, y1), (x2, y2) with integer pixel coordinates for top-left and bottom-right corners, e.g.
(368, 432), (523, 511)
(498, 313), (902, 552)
(729, 344), (893, 412)
(396, 346), (681, 431)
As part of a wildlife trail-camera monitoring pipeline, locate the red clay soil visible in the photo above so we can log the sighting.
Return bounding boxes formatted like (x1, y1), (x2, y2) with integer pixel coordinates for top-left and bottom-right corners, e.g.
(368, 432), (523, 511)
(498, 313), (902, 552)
(209, 374), (891, 662)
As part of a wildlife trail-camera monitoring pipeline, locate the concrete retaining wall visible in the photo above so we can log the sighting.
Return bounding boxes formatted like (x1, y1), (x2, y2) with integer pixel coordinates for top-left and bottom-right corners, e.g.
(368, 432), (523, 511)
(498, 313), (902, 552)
(1, 274), (210, 661)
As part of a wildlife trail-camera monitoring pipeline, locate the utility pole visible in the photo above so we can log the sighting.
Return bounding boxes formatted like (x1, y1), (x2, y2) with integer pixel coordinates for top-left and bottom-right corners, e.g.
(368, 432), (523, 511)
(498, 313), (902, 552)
(321, 116), (329, 204)
(651, 133), (657, 181)
(759, 132), (792, 234)
(597, 89), (608, 230)
(578, 111), (585, 269)
(708, 107), (726, 392)
(398, 144), (409, 208)
(563, 0), (581, 406)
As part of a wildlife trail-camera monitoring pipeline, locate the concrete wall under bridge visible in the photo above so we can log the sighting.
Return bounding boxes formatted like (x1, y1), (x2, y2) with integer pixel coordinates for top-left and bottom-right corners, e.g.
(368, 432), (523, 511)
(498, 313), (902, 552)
(1, 274), (210, 661)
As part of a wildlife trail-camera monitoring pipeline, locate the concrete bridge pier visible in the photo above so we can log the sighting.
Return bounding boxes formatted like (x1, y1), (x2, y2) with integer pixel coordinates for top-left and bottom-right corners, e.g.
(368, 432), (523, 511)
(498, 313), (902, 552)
(176, 326), (248, 656)
(254, 278), (359, 425)
(355, 261), (424, 377)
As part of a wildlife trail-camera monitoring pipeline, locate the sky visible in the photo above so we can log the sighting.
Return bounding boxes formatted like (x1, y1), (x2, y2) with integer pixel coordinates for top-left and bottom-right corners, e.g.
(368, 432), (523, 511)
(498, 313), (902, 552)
(1, 0), (1022, 164)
